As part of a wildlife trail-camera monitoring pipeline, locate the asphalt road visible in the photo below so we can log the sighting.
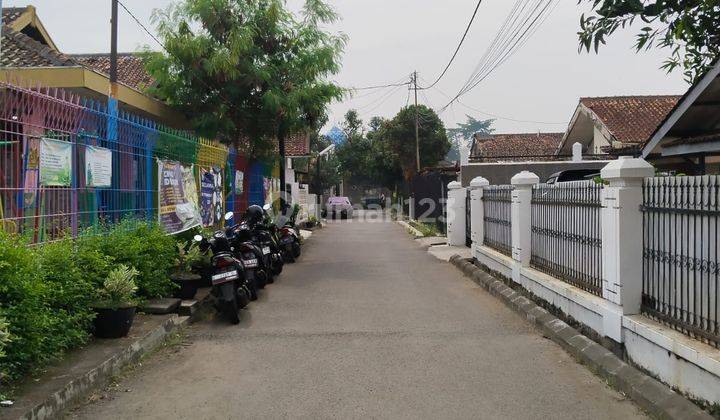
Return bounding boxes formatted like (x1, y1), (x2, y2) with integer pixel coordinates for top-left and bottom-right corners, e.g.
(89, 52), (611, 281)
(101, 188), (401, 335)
(68, 211), (646, 419)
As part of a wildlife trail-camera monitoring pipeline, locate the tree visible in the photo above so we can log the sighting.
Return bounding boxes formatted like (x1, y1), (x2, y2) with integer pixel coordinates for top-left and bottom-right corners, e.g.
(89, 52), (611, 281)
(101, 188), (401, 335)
(142, 0), (347, 159)
(577, 1), (720, 82)
(383, 105), (451, 181)
(446, 115), (494, 162)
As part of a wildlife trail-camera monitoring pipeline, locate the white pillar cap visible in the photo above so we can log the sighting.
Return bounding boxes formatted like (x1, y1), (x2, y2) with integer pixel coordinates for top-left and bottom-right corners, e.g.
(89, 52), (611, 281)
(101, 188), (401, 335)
(510, 170), (540, 186)
(469, 176), (490, 189)
(447, 181), (462, 190)
(601, 156), (654, 185)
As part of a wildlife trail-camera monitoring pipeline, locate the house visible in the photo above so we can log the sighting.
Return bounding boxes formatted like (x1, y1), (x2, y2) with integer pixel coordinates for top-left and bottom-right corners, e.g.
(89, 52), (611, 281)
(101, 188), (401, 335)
(0, 5), (310, 157)
(0, 6), (183, 125)
(556, 95), (680, 157)
(642, 59), (720, 174)
(470, 132), (564, 162)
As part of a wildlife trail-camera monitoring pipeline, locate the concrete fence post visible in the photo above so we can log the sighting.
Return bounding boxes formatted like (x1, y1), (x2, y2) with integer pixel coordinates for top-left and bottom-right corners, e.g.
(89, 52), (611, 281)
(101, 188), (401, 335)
(600, 156), (654, 342)
(469, 177), (489, 252)
(446, 181), (466, 246)
(510, 171), (539, 267)
(408, 196), (416, 221)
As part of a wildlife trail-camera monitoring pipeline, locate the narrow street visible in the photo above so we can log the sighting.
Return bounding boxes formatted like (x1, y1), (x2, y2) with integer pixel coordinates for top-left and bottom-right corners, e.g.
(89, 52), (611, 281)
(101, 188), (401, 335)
(68, 211), (645, 420)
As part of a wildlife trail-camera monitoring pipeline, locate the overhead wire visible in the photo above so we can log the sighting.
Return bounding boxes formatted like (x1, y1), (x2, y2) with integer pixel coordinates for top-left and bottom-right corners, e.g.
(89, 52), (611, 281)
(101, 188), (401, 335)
(419, 0), (484, 90)
(440, 0), (559, 112)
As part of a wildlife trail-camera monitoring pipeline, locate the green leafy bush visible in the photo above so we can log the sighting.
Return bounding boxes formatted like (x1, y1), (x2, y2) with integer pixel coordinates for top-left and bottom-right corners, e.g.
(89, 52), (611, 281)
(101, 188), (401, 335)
(96, 265), (139, 309)
(0, 231), (96, 382)
(0, 317), (10, 379)
(79, 220), (177, 298)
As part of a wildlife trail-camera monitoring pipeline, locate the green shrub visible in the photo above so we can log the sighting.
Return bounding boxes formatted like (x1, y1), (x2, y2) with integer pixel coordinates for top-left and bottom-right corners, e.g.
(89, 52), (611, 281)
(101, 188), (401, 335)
(79, 220), (177, 298)
(0, 232), (102, 383)
(0, 317), (10, 379)
(36, 237), (96, 353)
(96, 265), (139, 309)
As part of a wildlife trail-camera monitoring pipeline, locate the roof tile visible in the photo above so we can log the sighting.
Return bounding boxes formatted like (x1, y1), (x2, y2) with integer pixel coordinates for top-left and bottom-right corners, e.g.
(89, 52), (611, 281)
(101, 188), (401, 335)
(580, 96), (680, 144)
(72, 53), (156, 91)
(471, 132), (563, 161)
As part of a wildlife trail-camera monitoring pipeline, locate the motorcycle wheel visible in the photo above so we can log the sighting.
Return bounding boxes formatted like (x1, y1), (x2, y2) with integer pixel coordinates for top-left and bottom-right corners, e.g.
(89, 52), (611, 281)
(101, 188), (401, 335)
(292, 241), (301, 258)
(248, 278), (258, 301)
(256, 269), (268, 288)
(223, 296), (240, 324)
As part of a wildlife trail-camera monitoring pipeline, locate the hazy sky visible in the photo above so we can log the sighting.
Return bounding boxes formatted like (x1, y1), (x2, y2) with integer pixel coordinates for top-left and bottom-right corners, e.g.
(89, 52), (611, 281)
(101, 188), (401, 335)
(5, 0), (689, 134)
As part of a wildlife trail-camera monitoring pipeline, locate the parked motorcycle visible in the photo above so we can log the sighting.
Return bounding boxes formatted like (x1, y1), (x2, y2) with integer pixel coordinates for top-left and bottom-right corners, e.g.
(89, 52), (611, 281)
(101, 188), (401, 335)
(223, 210), (270, 297)
(268, 204), (301, 262)
(194, 230), (252, 324)
(255, 204), (285, 275)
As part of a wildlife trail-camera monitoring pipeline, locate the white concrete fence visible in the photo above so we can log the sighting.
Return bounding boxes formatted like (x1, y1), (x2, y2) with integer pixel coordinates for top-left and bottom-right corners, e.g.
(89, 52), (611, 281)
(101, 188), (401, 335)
(446, 156), (720, 406)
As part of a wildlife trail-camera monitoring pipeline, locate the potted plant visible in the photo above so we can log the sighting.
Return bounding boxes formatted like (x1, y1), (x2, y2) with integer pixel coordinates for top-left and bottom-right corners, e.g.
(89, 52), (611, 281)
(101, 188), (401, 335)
(171, 241), (204, 299)
(92, 265), (139, 339)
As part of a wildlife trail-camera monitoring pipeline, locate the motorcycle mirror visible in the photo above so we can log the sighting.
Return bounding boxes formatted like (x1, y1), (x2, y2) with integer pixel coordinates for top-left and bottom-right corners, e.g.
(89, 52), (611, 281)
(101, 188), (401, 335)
(193, 234), (203, 242)
(224, 211), (234, 221)
(263, 204), (271, 211)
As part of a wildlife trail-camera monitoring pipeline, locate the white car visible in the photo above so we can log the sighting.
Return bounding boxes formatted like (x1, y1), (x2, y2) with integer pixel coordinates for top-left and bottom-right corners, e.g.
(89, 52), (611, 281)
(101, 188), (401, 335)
(323, 196), (354, 219)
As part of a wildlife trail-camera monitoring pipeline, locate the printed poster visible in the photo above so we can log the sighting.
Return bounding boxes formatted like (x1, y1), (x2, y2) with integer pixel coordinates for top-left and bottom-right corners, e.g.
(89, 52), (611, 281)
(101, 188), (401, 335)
(201, 167), (224, 227)
(157, 159), (201, 234)
(235, 170), (244, 195)
(85, 145), (112, 187)
(39, 138), (72, 186)
(23, 138), (40, 208)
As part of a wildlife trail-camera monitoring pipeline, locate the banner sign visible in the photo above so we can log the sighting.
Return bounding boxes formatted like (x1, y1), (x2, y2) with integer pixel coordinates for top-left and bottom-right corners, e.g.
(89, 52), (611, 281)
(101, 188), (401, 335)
(85, 145), (112, 187)
(157, 159), (201, 234)
(200, 166), (224, 227)
(39, 138), (72, 186)
(235, 170), (244, 195)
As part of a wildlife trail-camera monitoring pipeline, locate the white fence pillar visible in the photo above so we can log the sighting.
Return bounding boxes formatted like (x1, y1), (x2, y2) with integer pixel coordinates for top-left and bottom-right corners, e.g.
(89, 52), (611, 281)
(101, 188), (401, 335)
(600, 156), (654, 342)
(408, 196), (416, 221)
(511, 171), (539, 266)
(469, 177), (489, 253)
(446, 181), (466, 246)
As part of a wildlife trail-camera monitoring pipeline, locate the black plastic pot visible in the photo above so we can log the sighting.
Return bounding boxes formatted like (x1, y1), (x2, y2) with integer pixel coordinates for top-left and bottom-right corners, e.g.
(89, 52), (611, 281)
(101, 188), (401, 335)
(92, 306), (136, 339)
(171, 272), (202, 300)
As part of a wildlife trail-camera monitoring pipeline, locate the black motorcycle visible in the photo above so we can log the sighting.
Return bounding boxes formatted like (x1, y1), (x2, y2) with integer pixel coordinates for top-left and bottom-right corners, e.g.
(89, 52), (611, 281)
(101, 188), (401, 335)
(223, 211), (269, 298)
(270, 205), (301, 263)
(194, 230), (252, 324)
(256, 204), (285, 275)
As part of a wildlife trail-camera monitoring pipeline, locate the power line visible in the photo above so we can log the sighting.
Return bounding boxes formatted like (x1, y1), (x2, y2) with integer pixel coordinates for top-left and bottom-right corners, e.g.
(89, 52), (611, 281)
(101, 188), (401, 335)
(116, 0), (240, 116)
(427, 84), (567, 125)
(440, 0), (558, 111)
(419, 0), (484, 90)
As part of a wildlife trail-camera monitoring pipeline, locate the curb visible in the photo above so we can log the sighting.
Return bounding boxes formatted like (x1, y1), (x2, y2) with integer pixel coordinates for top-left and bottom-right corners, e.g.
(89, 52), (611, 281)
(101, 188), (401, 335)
(19, 315), (190, 420)
(448, 255), (712, 420)
(396, 220), (423, 238)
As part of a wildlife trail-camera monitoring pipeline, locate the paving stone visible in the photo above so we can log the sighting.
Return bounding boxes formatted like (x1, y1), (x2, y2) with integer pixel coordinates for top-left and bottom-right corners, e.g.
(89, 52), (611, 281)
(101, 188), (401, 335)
(178, 300), (199, 316)
(141, 298), (181, 315)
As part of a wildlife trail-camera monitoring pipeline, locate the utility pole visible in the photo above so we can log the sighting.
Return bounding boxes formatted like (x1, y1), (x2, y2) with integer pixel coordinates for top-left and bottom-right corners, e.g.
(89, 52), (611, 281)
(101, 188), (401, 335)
(413, 71), (420, 173)
(110, 0), (119, 98)
(0, 0), (5, 62)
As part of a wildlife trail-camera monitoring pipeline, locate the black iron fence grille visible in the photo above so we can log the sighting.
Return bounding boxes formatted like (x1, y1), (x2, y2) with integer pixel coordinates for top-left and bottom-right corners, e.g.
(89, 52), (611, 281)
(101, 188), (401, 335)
(641, 176), (719, 348)
(531, 182), (603, 296)
(482, 186), (512, 256)
(465, 189), (472, 247)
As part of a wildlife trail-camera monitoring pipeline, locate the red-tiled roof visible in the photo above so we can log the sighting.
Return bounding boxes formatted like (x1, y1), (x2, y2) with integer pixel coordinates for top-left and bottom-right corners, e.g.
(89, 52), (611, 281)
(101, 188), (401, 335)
(1, 7), (27, 25)
(471, 132), (563, 161)
(72, 53), (156, 91)
(0, 28), (75, 67)
(580, 96), (680, 145)
(285, 132), (310, 156)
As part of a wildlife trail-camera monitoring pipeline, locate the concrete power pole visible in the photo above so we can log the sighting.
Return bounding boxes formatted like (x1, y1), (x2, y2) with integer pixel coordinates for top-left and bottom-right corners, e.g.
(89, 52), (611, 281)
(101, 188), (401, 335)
(413, 71), (420, 173)
(0, 0), (4, 62)
(110, 0), (118, 98)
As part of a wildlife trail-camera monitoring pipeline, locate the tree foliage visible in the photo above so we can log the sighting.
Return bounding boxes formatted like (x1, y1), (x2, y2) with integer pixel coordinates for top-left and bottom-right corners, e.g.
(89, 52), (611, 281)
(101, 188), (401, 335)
(143, 0), (346, 156)
(446, 115), (494, 162)
(382, 105), (451, 181)
(578, 0), (720, 82)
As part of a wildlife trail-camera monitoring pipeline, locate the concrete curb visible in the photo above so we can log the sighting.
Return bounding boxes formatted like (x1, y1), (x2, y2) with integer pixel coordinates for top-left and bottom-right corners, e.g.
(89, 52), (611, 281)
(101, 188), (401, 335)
(19, 315), (190, 420)
(448, 255), (712, 420)
(396, 220), (423, 238)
